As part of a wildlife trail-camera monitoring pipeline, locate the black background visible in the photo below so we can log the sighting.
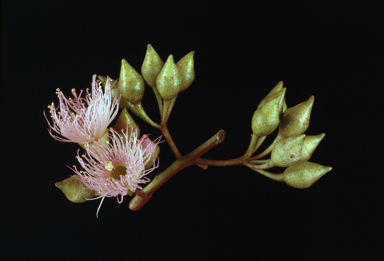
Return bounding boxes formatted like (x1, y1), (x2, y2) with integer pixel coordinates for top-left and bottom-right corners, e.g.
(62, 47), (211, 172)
(2, 1), (383, 260)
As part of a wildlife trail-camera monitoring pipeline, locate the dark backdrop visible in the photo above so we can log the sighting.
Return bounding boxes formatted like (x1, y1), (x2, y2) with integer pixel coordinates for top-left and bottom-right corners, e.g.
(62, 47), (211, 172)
(2, 1), (382, 260)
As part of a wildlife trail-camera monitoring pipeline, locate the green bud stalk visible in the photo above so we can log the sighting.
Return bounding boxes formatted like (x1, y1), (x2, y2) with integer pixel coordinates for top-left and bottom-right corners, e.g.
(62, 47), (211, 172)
(156, 55), (182, 101)
(271, 134), (305, 167)
(118, 59), (145, 105)
(279, 96), (314, 137)
(55, 176), (95, 203)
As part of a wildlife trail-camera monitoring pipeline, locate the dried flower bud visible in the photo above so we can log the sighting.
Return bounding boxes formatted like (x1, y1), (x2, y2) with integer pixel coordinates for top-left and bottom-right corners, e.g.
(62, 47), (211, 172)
(118, 59), (145, 104)
(279, 96), (314, 137)
(113, 108), (140, 137)
(156, 55), (182, 100)
(282, 160), (332, 188)
(271, 134), (305, 167)
(176, 51), (195, 92)
(258, 81), (287, 112)
(252, 89), (285, 137)
(55, 176), (95, 203)
(300, 133), (325, 161)
(141, 44), (164, 88)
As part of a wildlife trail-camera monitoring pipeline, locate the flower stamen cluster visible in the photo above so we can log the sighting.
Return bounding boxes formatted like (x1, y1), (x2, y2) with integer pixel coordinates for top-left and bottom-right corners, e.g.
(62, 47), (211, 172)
(45, 75), (120, 143)
(71, 127), (161, 200)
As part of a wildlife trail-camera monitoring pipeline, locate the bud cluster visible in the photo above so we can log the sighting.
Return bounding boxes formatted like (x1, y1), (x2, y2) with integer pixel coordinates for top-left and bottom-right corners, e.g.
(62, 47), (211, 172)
(245, 82), (331, 188)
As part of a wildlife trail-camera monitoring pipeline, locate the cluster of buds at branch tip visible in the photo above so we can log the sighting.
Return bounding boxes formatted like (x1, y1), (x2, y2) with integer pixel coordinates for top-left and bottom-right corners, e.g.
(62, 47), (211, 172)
(244, 81), (331, 188)
(45, 44), (331, 216)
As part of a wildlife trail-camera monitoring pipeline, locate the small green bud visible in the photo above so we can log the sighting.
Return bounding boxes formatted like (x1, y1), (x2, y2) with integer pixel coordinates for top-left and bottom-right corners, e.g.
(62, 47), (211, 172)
(258, 81), (286, 110)
(156, 55), (182, 100)
(141, 44), (164, 88)
(176, 51), (195, 92)
(118, 59), (145, 104)
(55, 176), (95, 203)
(279, 96), (314, 137)
(282, 160), (332, 188)
(252, 89), (285, 136)
(300, 133), (325, 161)
(113, 108), (140, 137)
(271, 134), (305, 167)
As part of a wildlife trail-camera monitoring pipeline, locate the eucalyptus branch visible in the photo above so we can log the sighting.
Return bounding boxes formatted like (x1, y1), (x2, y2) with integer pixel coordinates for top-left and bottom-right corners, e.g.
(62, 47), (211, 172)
(49, 45), (332, 217)
(129, 129), (226, 210)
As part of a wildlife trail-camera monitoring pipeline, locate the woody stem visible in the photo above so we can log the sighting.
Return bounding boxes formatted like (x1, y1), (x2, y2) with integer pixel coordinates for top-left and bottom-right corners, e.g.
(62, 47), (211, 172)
(129, 129), (226, 211)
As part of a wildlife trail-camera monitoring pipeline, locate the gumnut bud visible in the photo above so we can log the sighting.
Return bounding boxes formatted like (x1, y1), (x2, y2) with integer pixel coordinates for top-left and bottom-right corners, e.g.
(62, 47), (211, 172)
(271, 134), (305, 167)
(141, 44), (164, 88)
(300, 133), (325, 161)
(258, 81), (287, 112)
(140, 134), (160, 169)
(156, 55), (182, 100)
(279, 96), (314, 137)
(176, 51), (195, 92)
(55, 176), (95, 203)
(118, 59), (145, 104)
(98, 75), (130, 108)
(282, 160), (332, 188)
(252, 88), (285, 137)
(113, 108), (140, 137)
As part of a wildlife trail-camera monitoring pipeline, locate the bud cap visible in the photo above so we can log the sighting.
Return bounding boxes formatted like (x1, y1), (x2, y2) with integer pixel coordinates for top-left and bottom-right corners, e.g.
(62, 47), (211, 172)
(118, 59), (145, 104)
(156, 55), (182, 100)
(141, 44), (164, 88)
(279, 96), (314, 137)
(55, 176), (95, 203)
(282, 160), (332, 188)
(176, 51), (195, 92)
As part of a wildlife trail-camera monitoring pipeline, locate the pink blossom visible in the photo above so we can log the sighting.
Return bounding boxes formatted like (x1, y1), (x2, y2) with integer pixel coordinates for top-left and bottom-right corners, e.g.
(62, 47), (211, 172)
(44, 75), (120, 143)
(71, 126), (161, 215)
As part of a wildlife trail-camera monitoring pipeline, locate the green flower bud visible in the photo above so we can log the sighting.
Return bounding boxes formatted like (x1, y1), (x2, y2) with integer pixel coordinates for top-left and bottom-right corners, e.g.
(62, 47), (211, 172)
(118, 59), (145, 104)
(141, 44), (164, 88)
(300, 133), (325, 161)
(282, 160), (332, 188)
(252, 88), (285, 136)
(271, 134), (305, 167)
(156, 55), (182, 100)
(279, 96), (314, 137)
(258, 81), (287, 112)
(55, 176), (95, 203)
(113, 108), (140, 137)
(176, 51), (195, 92)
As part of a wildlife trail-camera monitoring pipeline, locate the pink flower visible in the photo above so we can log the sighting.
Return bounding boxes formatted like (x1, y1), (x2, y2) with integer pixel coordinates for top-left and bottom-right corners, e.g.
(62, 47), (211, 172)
(44, 75), (120, 143)
(71, 126), (161, 215)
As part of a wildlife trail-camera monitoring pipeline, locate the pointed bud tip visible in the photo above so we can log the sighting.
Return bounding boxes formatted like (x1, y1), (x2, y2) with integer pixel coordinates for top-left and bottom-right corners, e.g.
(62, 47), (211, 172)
(166, 54), (174, 63)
